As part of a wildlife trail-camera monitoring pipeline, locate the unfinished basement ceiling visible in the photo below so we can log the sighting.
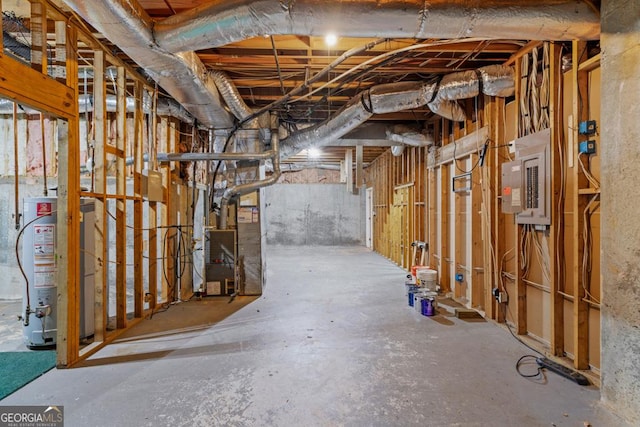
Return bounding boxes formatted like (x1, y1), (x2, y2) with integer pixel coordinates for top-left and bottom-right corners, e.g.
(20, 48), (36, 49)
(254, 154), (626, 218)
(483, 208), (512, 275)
(8, 0), (600, 166)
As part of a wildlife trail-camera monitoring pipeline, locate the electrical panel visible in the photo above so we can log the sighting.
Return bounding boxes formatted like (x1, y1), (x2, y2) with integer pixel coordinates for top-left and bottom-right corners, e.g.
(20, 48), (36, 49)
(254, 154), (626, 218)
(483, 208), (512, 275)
(501, 160), (523, 214)
(514, 129), (551, 225)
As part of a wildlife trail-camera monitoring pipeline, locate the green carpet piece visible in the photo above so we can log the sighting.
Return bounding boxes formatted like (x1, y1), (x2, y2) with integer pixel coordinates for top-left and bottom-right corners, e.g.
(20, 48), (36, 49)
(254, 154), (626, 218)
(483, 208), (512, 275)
(0, 351), (56, 400)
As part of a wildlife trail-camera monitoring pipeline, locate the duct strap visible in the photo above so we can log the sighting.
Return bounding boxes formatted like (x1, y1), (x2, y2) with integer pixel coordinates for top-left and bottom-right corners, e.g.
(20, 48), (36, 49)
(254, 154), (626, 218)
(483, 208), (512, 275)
(475, 70), (483, 98)
(360, 90), (374, 114)
(428, 75), (444, 104)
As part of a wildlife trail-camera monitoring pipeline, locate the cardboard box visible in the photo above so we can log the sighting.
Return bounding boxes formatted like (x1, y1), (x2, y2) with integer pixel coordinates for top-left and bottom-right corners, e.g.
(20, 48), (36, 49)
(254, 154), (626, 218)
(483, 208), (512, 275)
(240, 192), (258, 206)
(238, 207), (253, 223)
(206, 281), (221, 295)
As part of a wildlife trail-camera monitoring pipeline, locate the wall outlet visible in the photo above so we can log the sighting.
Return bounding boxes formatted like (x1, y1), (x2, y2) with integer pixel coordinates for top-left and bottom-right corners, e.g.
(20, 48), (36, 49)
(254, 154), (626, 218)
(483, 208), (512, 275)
(498, 291), (508, 304)
(579, 140), (596, 155)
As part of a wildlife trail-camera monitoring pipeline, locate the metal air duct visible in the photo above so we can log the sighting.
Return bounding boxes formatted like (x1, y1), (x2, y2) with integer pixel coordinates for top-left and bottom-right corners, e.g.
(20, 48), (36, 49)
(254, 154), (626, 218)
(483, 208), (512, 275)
(391, 146), (406, 157)
(154, 0), (600, 53)
(61, 0), (233, 128)
(280, 64), (514, 159)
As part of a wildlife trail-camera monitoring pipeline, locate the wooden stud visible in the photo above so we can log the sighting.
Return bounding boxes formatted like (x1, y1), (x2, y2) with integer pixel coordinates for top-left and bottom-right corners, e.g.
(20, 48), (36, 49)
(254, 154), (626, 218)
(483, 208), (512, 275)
(56, 25), (80, 368)
(30, 1), (48, 74)
(54, 21), (67, 82)
(356, 145), (364, 190)
(471, 160), (484, 309)
(548, 42), (565, 357)
(148, 201), (158, 310)
(115, 66), (127, 329)
(91, 50), (107, 343)
(454, 159), (466, 301)
(513, 58), (527, 334)
(133, 81), (144, 318)
(491, 96), (507, 323)
(428, 167), (438, 269)
(0, 0), (3, 49)
(572, 40), (590, 370)
(440, 162), (450, 293)
(345, 148), (353, 193)
(160, 118), (171, 302)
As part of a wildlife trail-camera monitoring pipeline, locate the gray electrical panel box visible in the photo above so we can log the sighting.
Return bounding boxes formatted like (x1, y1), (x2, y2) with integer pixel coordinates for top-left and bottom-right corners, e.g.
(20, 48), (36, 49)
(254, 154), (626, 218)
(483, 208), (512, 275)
(513, 129), (551, 225)
(501, 160), (523, 214)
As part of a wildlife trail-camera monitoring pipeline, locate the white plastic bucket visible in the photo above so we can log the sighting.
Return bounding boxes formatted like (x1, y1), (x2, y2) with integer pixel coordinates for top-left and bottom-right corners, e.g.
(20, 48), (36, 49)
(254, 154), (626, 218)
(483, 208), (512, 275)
(417, 268), (438, 291)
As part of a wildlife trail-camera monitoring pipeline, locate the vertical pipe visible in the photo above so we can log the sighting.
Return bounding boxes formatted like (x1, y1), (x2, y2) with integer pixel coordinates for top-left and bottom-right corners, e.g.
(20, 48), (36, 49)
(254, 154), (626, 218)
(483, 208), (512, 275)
(40, 113), (48, 196)
(13, 102), (20, 229)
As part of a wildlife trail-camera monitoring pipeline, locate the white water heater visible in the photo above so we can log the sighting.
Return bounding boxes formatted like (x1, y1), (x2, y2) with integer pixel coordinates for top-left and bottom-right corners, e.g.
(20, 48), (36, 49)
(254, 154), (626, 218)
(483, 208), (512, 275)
(21, 197), (95, 349)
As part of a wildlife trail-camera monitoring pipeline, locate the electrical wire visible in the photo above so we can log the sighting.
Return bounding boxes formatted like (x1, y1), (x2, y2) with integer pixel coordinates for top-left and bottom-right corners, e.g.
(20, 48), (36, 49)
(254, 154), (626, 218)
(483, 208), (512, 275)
(582, 194), (600, 304)
(500, 302), (547, 380)
(539, 42), (551, 130)
(291, 38), (489, 104)
(578, 153), (600, 190)
(529, 47), (540, 133)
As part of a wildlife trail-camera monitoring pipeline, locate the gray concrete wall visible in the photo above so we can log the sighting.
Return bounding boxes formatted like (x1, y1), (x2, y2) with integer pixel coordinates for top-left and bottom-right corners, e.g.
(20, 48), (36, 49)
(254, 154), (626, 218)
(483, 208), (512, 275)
(264, 184), (364, 246)
(601, 2), (640, 424)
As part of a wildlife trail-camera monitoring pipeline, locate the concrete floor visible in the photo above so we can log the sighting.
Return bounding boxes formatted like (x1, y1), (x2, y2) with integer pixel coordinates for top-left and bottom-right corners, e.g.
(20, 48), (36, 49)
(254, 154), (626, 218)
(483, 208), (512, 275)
(0, 246), (630, 426)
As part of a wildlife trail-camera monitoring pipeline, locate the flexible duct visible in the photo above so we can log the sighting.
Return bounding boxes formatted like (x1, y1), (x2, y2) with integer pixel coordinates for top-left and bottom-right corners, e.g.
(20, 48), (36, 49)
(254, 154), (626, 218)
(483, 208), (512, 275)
(210, 70), (257, 127)
(219, 132), (281, 230)
(386, 125), (434, 147)
(280, 64), (514, 159)
(155, 0), (600, 53)
(61, 0), (233, 129)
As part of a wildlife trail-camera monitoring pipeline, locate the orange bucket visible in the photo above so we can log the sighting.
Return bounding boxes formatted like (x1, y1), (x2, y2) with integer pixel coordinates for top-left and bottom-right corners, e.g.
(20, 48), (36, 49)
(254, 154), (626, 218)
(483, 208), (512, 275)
(411, 265), (428, 278)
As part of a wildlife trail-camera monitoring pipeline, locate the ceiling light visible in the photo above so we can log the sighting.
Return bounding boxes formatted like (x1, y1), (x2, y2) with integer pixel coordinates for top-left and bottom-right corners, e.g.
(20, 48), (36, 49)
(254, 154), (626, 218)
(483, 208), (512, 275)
(325, 33), (337, 47)
(307, 147), (322, 158)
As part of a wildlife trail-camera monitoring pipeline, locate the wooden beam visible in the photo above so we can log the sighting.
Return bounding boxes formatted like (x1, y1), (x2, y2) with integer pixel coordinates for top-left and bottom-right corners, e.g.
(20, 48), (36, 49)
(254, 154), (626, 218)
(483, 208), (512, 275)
(428, 127), (489, 167)
(0, 54), (75, 119)
(572, 40), (590, 370)
(505, 41), (543, 66)
(115, 66), (127, 329)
